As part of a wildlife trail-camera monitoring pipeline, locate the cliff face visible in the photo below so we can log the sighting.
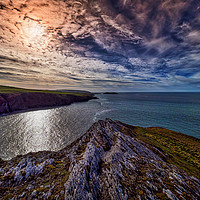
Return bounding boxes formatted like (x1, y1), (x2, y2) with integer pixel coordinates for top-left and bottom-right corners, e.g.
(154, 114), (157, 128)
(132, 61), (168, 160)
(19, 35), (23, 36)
(0, 92), (95, 115)
(0, 119), (199, 200)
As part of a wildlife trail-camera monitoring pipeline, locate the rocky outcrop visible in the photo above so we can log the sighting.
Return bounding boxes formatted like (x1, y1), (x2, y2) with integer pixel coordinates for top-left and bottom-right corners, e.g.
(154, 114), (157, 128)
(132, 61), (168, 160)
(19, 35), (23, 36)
(0, 119), (199, 199)
(0, 92), (95, 115)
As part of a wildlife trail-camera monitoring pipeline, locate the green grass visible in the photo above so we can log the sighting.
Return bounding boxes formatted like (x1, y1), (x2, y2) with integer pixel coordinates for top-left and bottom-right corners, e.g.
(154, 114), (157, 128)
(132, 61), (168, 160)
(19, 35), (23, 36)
(0, 85), (90, 96)
(118, 122), (200, 179)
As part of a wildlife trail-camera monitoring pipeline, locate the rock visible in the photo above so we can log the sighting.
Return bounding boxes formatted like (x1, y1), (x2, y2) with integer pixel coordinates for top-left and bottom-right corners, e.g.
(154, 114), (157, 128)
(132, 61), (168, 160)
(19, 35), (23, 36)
(63, 119), (200, 200)
(0, 119), (199, 199)
(46, 190), (52, 198)
(27, 184), (34, 191)
(163, 189), (179, 200)
(0, 95), (10, 113)
(0, 92), (95, 115)
(18, 192), (26, 198)
(31, 190), (37, 197)
(10, 197), (17, 200)
(45, 184), (50, 188)
(14, 170), (23, 182)
(2, 156), (55, 184)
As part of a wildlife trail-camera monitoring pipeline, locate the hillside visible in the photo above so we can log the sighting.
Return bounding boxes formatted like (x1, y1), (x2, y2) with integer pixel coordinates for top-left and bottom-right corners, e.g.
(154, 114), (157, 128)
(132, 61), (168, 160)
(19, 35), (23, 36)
(0, 85), (91, 96)
(0, 119), (199, 199)
(0, 85), (96, 115)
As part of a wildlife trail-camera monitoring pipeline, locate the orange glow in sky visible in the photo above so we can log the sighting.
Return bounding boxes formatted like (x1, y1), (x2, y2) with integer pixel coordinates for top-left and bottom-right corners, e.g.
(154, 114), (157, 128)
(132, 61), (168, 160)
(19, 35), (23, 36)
(20, 19), (48, 48)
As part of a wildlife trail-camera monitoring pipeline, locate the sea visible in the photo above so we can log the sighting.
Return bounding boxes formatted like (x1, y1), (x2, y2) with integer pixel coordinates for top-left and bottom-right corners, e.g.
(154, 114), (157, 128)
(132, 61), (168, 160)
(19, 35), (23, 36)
(0, 92), (200, 160)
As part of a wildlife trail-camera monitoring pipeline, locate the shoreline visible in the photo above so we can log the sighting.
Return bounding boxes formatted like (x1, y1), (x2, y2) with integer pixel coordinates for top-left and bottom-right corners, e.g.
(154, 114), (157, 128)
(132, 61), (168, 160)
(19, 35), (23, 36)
(0, 97), (97, 118)
(0, 119), (199, 199)
(0, 92), (96, 116)
(1, 119), (199, 168)
(1, 121), (199, 161)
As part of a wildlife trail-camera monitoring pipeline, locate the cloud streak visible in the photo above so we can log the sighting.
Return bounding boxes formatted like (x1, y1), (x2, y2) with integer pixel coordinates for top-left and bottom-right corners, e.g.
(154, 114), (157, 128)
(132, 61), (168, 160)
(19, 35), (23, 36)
(0, 0), (199, 91)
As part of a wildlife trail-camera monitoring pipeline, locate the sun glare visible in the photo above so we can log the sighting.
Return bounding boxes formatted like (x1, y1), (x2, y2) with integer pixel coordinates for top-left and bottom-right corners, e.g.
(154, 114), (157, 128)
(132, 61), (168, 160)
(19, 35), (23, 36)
(20, 19), (48, 48)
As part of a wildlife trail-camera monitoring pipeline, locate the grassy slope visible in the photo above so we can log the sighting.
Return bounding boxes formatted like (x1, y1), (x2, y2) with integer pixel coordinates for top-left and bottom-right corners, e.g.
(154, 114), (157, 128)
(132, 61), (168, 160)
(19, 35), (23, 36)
(119, 122), (200, 179)
(0, 85), (90, 96)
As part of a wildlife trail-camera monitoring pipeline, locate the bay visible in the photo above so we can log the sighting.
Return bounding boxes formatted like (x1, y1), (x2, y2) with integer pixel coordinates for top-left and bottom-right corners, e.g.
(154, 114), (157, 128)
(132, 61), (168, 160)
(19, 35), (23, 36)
(0, 92), (199, 160)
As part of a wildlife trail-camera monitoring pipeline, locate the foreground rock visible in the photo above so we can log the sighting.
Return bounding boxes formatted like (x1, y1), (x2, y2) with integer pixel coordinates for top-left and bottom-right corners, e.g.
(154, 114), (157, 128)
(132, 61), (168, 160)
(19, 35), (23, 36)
(0, 119), (199, 199)
(0, 92), (95, 115)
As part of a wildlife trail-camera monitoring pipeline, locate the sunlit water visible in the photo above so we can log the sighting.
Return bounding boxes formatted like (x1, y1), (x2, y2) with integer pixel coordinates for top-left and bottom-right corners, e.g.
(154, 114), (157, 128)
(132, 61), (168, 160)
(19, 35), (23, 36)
(0, 92), (200, 160)
(0, 101), (101, 160)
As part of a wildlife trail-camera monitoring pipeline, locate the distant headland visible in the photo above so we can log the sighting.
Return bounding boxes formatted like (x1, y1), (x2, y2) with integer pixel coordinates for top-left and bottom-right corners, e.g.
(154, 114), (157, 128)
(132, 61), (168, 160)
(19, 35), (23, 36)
(103, 92), (118, 94)
(0, 85), (96, 116)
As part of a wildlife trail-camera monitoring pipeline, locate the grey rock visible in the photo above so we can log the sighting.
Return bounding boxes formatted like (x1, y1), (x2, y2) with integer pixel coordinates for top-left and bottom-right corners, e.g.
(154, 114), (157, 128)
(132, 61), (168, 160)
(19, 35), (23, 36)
(10, 197), (17, 200)
(55, 195), (60, 200)
(45, 184), (51, 188)
(14, 170), (23, 182)
(163, 189), (179, 200)
(63, 119), (200, 200)
(18, 192), (26, 198)
(27, 184), (34, 191)
(2, 157), (55, 183)
(31, 190), (38, 197)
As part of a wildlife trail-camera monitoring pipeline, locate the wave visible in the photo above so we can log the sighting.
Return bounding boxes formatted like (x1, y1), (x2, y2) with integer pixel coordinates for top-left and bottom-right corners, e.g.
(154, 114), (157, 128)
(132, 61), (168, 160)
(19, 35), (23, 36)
(93, 109), (113, 122)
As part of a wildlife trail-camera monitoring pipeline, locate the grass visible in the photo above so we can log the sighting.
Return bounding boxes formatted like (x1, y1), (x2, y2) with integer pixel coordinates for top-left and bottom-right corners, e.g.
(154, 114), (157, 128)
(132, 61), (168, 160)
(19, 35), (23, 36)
(118, 122), (200, 179)
(0, 85), (90, 96)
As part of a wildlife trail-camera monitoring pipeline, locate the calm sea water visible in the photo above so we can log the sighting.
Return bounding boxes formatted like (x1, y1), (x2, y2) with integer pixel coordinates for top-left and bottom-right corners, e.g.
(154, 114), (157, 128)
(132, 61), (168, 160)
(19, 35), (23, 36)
(0, 92), (199, 160)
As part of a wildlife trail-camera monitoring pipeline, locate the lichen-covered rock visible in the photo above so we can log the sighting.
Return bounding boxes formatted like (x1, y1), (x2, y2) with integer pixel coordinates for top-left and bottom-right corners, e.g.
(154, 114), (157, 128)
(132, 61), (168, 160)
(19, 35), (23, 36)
(64, 119), (200, 200)
(0, 119), (199, 199)
(2, 156), (54, 184)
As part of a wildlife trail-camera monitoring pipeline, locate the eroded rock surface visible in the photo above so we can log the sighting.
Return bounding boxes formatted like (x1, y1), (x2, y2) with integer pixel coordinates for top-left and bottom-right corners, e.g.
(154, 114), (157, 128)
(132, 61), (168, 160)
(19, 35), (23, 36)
(64, 119), (200, 200)
(0, 119), (199, 199)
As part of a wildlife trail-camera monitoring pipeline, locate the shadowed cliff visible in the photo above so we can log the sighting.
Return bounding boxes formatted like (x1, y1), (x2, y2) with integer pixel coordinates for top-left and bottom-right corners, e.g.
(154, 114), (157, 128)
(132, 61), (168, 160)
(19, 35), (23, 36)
(0, 85), (96, 115)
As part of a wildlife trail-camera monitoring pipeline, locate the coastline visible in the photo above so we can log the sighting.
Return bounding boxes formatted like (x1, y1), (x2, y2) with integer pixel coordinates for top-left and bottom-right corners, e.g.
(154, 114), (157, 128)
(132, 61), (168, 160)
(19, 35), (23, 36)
(0, 92), (96, 116)
(0, 119), (199, 199)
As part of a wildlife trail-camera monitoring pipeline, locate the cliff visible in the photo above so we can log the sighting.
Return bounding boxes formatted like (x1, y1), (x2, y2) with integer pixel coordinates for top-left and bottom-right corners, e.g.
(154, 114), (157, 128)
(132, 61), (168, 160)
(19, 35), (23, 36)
(0, 119), (199, 199)
(0, 92), (95, 115)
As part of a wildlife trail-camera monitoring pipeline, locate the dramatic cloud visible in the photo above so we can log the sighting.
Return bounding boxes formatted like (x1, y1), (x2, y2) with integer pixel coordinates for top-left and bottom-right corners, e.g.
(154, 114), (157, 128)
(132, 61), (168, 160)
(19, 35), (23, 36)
(0, 0), (200, 91)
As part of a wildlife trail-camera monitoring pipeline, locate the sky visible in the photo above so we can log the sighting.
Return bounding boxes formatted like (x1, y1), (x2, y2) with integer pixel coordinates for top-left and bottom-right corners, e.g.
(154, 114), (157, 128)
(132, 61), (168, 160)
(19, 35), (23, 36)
(0, 0), (200, 92)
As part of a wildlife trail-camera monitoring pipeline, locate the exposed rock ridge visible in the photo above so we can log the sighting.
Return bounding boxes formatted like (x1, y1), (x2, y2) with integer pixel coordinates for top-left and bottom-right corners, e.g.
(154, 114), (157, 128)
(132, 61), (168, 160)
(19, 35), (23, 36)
(64, 119), (200, 200)
(0, 119), (199, 199)
(0, 92), (95, 115)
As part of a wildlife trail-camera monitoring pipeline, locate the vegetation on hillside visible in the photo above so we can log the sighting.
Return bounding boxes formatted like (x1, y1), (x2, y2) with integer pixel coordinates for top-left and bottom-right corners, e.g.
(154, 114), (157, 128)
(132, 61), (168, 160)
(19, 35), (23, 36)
(0, 85), (91, 96)
(118, 121), (200, 179)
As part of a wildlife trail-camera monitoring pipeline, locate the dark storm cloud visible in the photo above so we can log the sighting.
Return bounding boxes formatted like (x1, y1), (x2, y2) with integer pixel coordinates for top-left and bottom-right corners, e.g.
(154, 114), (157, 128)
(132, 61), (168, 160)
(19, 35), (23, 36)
(0, 0), (199, 91)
